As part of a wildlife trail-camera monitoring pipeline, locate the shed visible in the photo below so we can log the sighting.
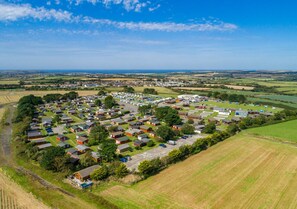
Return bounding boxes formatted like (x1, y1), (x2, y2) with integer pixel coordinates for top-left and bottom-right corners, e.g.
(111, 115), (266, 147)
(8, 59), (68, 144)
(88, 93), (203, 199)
(74, 165), (100, 181)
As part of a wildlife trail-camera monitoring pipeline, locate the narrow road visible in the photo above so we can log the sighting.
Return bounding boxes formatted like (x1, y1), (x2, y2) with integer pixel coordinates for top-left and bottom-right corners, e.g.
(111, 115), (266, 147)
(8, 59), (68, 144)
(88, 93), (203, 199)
(0, 105), (15, 165)
(0, 105), (76, 197)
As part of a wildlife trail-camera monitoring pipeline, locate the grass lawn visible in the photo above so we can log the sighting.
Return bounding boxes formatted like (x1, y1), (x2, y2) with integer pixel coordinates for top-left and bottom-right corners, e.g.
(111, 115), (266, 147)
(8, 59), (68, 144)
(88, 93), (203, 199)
(100, 133), (297, 209)
(246, 120), (297, 143)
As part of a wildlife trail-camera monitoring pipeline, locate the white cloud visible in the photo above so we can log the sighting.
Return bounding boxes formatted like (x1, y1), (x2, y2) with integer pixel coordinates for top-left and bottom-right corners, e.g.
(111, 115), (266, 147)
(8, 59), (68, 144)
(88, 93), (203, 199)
(69, 0), (153, 12)
(0, 3), (73, 21)
(0, 2), (238, 32)
(84, 17), (238, 32)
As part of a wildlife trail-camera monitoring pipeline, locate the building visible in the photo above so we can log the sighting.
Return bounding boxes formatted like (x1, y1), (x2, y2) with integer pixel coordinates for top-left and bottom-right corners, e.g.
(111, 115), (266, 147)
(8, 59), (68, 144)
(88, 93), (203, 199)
(116, 136), (130, 145)
(76, 137), (88, 145)
(117, 144), (131, 153)
(140, 125), (152, 133)
(74, 165), (100, 181)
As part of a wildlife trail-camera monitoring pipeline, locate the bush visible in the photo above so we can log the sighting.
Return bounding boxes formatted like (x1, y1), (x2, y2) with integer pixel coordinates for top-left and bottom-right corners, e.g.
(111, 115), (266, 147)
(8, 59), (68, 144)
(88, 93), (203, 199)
(91, 166), (109, 181)
(147, 140), (155, 147)
(115, 163), (129, 178)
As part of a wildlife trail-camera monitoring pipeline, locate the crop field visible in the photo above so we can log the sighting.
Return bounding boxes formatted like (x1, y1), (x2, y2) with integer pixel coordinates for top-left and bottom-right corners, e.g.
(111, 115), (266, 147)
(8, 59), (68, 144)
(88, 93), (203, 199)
(247, 120), (297, 143)
(0, 90), (98, 105)
(100, 132), (297, 209)
(0, 170), (49, 209)
(0, 80), (20, 85)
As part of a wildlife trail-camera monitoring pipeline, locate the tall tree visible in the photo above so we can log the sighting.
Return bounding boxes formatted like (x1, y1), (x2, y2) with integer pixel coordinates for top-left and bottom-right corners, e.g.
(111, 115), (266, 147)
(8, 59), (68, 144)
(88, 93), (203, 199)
(104, 95), (117, 109)
(88, 125), (109, 146)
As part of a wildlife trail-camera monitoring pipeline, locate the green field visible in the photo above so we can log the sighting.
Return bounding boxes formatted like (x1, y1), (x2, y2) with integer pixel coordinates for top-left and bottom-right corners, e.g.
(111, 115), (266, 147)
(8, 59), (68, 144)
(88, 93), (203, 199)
(247, 120), (297, 143)
(198, 100), (280, 112)
(256, 95), (297, 103)
(100, 131), (297, 209)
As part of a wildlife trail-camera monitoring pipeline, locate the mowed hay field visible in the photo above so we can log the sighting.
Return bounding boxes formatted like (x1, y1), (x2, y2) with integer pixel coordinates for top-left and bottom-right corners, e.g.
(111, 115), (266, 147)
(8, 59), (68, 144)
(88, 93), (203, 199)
(0, 171), (49, 209)
(0, 90), (98, 105)
(101, 133), (297, 209)
(247, 120), (297, 143)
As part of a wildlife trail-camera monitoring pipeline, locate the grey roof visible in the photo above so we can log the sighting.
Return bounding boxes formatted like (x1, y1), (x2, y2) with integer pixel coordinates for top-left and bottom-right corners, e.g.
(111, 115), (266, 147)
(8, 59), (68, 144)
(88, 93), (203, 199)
(75, 165), (100, 179)
(117, 144), (130, 150)
(76, 145), (90, 151)
(37, 143), (52, 150)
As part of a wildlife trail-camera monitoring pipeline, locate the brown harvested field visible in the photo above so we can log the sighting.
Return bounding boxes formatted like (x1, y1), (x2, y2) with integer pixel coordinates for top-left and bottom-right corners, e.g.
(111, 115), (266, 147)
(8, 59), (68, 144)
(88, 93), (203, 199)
(101, 133), (297, 209)
(205, 84), (254, 90)
(173, 87), (211, 91)
(225, 85), (254, 90)
(0, 90), (98, 105)
(0, 171), (49, 209)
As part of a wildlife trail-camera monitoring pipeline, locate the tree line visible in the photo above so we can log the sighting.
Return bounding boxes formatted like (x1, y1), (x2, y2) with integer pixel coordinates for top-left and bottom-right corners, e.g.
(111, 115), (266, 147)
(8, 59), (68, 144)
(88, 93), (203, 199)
(138, 109), (297, 178)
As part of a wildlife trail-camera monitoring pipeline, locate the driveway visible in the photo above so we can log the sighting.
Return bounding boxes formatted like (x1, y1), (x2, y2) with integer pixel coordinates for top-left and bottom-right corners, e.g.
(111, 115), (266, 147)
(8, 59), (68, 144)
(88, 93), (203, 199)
(125, 134), (204, 171)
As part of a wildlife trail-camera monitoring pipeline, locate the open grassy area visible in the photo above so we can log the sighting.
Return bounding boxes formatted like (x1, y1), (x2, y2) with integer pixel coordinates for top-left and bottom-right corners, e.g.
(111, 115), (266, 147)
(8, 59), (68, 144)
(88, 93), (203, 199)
(246, 120), (297, 143)
(100, 131), (297, 209)
(196, 100), (281, 112)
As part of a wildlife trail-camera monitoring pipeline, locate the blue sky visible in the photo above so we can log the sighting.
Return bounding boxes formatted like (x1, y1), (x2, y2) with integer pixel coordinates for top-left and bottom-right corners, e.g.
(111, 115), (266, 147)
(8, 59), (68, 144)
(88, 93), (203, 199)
(0, 0), (297, 70)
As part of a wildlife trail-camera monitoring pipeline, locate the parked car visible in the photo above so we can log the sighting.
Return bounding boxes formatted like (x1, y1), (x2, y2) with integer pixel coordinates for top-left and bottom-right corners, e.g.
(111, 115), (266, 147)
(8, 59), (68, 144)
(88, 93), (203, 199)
(120, 157), (128, 163)
(159, 143), (167, 148)
(167, 140), (176, 145)
(181, 136), (188, 139)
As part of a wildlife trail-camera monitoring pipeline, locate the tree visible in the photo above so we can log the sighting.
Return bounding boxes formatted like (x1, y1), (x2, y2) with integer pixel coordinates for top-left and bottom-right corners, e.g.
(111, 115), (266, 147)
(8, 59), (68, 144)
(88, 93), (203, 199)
(187, 118), (194, 124)
(227, 124), (240, 135)
(143, 88), (158, 95)
(91, 166), (109, 181)
(202, 122), (216, 134)
(104, 95), (117, 109)
(123, 86), (135, 93)
(156, 125), (176, 142)
(138, 158), (162, 176)
(88, 125), (109, 146)
(98, 90), (106, 96)
(164, 111), (182, 126)
(146, 140), (155, 147)
(53, 114), (61, 124)
(181, 124), (195, 134)
(43, 94), (63, 103)
(95, 99), (102, 107)
(100, 141), (117, 162)
(63, 91), (78, 100)
(155, 107), (181, 125)
(138, 105), (152, 116)
(155, 106), (172, 120)
(114, 163), (129, 178)
(80, 151), (95, 167)
(40, 147), (65, 171)
(168, 149), (183, 163)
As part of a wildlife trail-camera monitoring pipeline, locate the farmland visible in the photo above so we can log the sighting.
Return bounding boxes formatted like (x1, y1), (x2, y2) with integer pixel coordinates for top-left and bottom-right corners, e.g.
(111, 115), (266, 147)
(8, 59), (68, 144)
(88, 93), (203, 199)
(100, 131), (297, 209)
(0, 169), (49, 209)
(0, 90), (98, 105)
(246, 120), (297, 143)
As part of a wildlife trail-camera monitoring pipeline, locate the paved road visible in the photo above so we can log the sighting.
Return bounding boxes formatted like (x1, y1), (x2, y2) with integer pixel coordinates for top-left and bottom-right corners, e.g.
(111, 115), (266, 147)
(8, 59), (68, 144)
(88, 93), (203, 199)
(118, 101), (138, 113)
(125, 134), (204, 171)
